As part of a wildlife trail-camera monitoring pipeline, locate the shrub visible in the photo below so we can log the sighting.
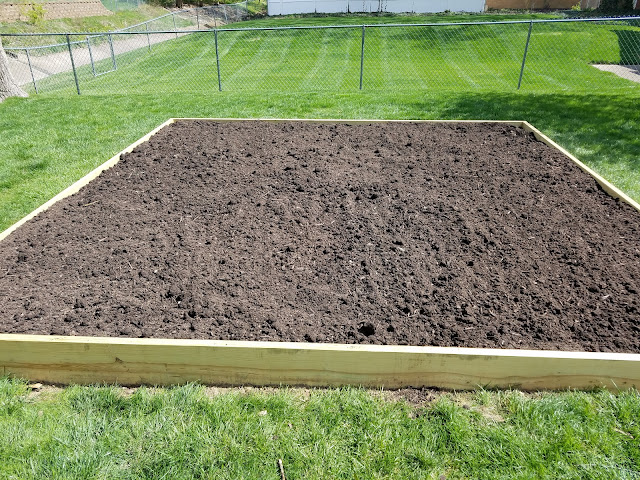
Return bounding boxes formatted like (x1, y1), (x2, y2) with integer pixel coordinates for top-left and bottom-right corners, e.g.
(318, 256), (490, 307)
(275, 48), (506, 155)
(22, 3), (45, 25)
(596, 0), (634, 11)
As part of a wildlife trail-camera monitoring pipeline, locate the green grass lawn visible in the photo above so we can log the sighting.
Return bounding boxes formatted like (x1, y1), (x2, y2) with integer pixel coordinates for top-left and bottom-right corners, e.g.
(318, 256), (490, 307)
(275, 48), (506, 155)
(30, 15), (640, 94)
(234, 10), (561, 27)
(100, 0), (145, 13)
(1, 378), (639, 479)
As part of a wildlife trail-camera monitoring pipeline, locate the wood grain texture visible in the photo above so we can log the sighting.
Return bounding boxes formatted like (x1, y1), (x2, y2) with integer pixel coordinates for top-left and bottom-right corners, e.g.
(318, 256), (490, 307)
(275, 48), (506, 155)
(1, 335), (639, 390)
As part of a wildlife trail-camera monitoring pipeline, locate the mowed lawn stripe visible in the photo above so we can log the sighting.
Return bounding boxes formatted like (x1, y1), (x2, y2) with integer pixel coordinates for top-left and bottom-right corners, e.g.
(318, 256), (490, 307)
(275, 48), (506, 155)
(26, 18), (640, 95)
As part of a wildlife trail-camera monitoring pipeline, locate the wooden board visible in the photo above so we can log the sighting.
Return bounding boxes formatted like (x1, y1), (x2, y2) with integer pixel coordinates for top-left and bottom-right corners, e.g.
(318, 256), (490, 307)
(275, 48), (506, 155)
(0, 118), (639, 390)
(1, 334), (639, 390)
(520, 122), (640, 212)
(0, 118), (176, 243)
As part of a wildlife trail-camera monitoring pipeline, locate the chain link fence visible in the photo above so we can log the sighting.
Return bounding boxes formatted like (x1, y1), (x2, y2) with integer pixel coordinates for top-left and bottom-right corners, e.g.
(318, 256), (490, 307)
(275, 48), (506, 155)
(2, 0), (248, 93)
(3, 15), (639, 95)
(100, 0), (147, 12)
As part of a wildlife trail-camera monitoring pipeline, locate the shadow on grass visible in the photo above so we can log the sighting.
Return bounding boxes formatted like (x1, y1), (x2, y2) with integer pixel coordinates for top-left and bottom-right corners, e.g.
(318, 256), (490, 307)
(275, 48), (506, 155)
(613, 29), (640, 65)
(421, 91), (640, 176)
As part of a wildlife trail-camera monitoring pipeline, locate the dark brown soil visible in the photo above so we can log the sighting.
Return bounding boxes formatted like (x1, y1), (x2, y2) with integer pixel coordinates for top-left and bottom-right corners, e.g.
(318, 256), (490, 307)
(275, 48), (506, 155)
(1, 120), (639, 352)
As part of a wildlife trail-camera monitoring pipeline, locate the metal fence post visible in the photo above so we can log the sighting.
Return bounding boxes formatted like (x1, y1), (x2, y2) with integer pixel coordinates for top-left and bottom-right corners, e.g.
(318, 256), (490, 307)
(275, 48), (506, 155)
(196, 9), (200, 30)
(517, 21), (533, 90)
(87, 37), (97, 76)
(25, 48), (38, 94)
(108, 33), (117, 70)
(359, 25), (366, 90)
(65, 34), (81, 95)
(215, 29), (222, 91)
(145, 23), (151, 51)
(173, 12), (178, 38)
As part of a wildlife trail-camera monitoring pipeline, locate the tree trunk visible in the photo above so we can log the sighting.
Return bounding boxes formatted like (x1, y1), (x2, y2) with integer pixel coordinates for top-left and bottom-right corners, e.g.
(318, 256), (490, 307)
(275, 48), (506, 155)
(0, 37), (28, 103)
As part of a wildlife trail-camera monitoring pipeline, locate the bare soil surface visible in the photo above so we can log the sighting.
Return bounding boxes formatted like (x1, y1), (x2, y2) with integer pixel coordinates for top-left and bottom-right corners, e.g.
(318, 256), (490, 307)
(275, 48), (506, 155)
(1, 120), (639, 352)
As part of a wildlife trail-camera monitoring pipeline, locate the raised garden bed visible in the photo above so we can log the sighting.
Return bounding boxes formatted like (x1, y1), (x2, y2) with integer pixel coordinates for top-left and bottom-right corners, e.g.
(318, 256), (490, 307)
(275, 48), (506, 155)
(1, 119), (639, 390)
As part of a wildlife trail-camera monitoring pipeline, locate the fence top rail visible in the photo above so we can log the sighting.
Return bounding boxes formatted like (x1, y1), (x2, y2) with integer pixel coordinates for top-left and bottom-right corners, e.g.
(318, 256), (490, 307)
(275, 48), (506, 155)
(114, 13), (177, 33)
(5, 41), (74, 50)
(104, 0), (250, 33)
(86, 9), (193, 37)
(214, 15), (640, 32)
(1, 15), (638, 37)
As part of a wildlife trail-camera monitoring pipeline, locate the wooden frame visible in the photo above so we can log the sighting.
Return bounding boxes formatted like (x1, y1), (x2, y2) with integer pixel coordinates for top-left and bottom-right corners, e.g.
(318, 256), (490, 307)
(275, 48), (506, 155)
(1, 334), (638, 390)
(0, 119), (175, 243)
(1, 118), (639, 390)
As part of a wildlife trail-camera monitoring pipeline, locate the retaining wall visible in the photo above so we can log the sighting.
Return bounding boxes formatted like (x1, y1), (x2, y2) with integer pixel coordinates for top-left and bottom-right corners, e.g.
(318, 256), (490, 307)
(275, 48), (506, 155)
(0, 1), (112, 23)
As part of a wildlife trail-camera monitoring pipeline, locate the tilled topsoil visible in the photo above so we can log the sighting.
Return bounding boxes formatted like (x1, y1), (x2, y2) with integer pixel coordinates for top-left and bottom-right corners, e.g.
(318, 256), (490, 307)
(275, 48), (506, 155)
(1, 121), (639, 352)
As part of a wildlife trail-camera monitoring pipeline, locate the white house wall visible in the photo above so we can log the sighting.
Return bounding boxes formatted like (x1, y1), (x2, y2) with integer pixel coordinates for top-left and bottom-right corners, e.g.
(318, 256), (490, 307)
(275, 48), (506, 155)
(267, 0), (486, 14)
